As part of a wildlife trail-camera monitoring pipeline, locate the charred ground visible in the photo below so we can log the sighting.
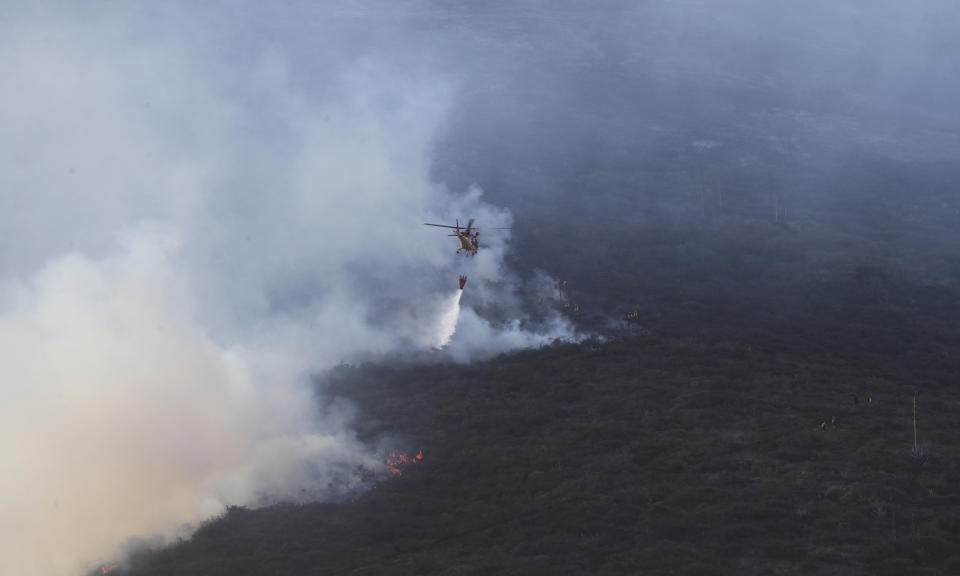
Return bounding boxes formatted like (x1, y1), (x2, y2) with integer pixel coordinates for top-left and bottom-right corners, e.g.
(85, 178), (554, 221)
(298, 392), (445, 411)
(114, 151), (960, 575)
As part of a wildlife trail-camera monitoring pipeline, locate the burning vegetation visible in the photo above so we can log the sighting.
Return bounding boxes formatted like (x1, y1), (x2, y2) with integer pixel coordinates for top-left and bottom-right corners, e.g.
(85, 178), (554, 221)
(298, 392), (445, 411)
(385, 449), (423, 477)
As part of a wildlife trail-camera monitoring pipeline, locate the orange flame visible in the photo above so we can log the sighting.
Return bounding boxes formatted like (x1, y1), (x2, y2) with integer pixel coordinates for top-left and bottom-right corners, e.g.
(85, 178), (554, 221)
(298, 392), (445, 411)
(386, 449), (423, 476)
(101, 564), (118, 575)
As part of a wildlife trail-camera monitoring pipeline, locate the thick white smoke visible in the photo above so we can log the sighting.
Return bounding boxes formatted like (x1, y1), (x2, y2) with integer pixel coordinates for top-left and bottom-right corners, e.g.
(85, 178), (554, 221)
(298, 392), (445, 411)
(0, 227), (381, 575)
(0, 5), (575, 576)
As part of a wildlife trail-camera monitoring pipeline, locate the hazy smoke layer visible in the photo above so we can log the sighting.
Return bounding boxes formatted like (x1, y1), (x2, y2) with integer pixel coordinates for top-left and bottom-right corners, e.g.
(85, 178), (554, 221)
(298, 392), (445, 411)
(0, 5), (573, 575)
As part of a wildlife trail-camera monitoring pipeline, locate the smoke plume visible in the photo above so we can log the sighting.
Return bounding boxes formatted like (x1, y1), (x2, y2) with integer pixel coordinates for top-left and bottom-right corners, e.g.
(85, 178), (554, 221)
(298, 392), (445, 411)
(0, 4), (574, 575)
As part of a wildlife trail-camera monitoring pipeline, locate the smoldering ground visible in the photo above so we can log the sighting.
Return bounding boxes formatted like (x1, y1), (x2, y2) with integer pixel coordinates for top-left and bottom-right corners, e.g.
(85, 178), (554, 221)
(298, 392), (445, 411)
(0, 4), (575, 575)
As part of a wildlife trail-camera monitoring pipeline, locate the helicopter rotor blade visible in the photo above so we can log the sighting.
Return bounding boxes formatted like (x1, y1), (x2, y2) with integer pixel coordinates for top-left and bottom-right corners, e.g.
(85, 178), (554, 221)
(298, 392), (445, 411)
(424, 222), (511, 230)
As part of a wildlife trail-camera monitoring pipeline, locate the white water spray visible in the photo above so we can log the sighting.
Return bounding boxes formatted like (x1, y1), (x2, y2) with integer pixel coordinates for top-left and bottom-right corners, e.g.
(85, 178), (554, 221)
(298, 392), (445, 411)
(434, 290), (463, 349)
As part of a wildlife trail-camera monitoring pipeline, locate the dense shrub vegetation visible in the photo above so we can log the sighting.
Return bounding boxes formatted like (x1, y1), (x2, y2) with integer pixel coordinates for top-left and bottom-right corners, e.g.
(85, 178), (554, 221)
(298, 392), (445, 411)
(116, 153), (960, 574)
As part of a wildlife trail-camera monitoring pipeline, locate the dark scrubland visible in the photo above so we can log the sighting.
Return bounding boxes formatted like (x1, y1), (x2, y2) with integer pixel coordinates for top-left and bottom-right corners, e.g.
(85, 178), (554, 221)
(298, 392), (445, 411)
(116, 150), (960, 575)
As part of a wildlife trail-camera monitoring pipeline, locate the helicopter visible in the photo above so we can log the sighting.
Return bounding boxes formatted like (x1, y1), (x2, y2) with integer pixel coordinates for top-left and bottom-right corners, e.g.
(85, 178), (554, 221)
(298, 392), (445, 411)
(423, 219), (511, 255)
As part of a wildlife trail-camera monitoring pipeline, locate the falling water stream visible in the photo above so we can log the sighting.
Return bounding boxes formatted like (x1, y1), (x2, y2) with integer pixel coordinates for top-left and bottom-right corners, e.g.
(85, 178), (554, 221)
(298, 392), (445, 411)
(434, 289), (463, 349)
